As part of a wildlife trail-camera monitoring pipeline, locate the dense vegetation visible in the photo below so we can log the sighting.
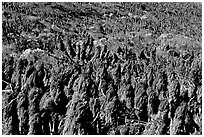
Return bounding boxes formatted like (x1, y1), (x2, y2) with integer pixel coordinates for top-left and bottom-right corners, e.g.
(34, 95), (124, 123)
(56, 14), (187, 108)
(2, 2), (202, 135)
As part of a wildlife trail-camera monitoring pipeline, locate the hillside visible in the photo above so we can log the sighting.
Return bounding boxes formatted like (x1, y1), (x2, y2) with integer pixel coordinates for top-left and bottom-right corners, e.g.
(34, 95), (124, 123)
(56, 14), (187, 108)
(2, 2), (202, 135)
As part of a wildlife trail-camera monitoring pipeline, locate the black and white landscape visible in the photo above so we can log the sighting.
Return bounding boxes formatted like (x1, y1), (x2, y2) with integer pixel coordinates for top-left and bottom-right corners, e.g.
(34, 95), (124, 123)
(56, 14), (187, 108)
(2, 2), (202, 135)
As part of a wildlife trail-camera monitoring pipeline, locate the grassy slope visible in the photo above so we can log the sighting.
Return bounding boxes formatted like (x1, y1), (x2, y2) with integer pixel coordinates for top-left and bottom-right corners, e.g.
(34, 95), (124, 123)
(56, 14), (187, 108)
(2, 2), (202, 63)
(2, 2), (202, 135)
